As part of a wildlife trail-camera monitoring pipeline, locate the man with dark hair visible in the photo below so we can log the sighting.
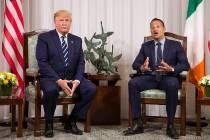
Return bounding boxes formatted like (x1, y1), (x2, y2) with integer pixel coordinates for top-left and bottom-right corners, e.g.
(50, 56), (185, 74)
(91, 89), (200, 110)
(36, 10), (96, 138)
(123, 18), (190, 139)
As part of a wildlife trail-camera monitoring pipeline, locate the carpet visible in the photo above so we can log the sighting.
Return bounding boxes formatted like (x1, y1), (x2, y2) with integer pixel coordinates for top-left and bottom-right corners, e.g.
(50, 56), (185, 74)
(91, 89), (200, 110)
(0, 120), (210, 140)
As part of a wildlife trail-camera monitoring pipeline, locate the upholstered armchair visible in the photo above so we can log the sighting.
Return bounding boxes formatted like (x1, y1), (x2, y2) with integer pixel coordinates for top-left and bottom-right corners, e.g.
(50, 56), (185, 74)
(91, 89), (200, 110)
(23, 30), (91, 136)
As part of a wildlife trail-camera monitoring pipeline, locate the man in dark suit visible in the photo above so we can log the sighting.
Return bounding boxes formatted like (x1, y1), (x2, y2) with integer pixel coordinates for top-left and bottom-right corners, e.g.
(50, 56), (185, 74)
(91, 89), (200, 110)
(36, 10), (96, 138)
(123, 18), (190, 139)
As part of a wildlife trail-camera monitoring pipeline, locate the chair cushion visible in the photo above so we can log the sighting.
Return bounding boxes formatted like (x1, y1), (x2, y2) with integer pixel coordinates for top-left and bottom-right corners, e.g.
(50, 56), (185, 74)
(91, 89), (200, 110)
(28, 35), (39, 70)
(140, 89), (181, 99)
(25, 84), (72, 99)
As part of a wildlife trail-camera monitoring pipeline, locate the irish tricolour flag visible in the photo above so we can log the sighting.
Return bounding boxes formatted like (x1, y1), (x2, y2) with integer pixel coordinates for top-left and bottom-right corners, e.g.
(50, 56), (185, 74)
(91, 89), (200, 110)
(184, 0), (205, 98)
(208, 31), (210, 51)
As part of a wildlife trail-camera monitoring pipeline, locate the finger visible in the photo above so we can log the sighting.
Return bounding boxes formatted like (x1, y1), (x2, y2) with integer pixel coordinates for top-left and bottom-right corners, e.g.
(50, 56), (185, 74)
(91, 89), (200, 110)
(68, 80), (72, 83)
(147, 68), (152, 71)
(161, 59), (167, 65)
(71, 86), (77, 93)
(160, 61), (166, 66)
(161, 61), (169, 67)
(69, 91), (74, 96)
(68, 88), (72, 93)
(67, 92), (72, 96)
(156, 69), (162, 72)
(158, 66), (167, 70)
(159, 65), (167, 69)
(145, 57), (150, 64)
(63, 89), (71, 96)
(144, 57), (149, 64)
(63, 79), (69, 83)
(65, 83), (71, 90)
(144, 62), (149, 68)
(156, 68), (165, 71)
(64, 86), (72, 95)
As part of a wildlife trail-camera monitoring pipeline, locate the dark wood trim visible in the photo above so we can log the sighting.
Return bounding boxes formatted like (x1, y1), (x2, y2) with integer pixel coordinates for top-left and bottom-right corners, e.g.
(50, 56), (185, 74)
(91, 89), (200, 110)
(0, 97), (23, 137)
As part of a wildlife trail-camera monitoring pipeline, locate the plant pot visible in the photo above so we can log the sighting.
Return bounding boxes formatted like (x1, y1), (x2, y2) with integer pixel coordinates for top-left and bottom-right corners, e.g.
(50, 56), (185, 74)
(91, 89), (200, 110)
(205, 86), (210, 97)
(0, 85), (12, 96)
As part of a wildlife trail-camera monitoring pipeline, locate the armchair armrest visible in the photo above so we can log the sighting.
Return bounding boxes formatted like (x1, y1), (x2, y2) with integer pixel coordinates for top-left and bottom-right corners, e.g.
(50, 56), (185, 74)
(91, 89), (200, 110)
(179, 71), (188, 81)
(25, 68), (39, 78)
(129, 70), (188, 80)
(129, 73), (140, 78)
(129, 70), (140, 78)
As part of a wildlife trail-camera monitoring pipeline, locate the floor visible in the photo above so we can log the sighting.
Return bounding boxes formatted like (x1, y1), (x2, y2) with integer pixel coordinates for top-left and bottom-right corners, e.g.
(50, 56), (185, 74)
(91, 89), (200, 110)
(0, 120), (210, 140)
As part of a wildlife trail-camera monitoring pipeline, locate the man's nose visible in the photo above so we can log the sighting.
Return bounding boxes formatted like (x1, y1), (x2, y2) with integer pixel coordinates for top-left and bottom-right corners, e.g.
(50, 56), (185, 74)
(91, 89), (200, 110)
(153, 29), (158, 32)
(62, 22), (67, 25)
(62, 20), (68, 24)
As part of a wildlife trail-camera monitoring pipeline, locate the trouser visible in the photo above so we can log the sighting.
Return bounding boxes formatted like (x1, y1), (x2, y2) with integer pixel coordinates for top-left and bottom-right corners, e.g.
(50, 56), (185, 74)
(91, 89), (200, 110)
(128, 75), (179, 124)
(41, 78), (96, 121)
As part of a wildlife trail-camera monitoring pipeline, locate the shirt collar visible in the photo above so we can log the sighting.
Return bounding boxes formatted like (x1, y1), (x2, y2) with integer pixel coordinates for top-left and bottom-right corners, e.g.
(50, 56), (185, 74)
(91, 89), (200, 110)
(56, 30), (68, 38)
(154, 38), (165, 45)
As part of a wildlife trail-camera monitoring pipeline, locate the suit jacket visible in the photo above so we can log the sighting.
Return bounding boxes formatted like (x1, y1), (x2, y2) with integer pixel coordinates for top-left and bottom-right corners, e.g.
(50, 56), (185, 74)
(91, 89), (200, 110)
(132, 39), (190, 76)
(36, 29), (85, 82)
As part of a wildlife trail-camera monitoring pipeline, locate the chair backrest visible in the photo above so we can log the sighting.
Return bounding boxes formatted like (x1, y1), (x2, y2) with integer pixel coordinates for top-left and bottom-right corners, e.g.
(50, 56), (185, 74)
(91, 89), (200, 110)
(23, 30), (48, 74)
(144, 32), (187, 53)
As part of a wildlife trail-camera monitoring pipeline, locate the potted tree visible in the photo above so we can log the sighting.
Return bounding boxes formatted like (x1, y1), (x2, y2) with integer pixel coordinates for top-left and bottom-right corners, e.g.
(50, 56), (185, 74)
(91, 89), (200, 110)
(84, 21), (122, 85)
(84, 22), (122, 124)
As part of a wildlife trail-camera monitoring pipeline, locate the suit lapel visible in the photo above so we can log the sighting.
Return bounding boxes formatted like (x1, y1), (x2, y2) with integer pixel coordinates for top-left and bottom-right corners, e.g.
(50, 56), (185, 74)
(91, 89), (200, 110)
(150, 40), (156, 68)
(67, 33), (75, 64)
(51, 30), (65, 64)
(163, 39), (169, 60)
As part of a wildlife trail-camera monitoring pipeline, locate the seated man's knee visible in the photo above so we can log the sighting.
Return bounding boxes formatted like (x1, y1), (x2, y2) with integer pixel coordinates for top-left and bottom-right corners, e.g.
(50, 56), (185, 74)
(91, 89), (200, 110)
(128, 78), (138, 88)
(128, 78), (145, 95)
(87, 83), (96, 97)
(43, 86), (59, 97)
(166, 80), (179, 90)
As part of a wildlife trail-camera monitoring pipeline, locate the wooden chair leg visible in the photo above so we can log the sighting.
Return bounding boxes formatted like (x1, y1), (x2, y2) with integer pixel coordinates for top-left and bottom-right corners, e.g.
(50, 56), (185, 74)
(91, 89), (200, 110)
(11, 105), (16, 132)
(34, 99), (42, 137)
(17, 100), (23, 137)
(196, 99), (201, 136)
(183, 99), (186, 135)
(142, 104), (146, 124)
(180, 98), (186, 136)
(128, 103), (132, 127)
(84, 108), (91, 132)
(23, 100), (29, 128)
(62, 104), (68, 124)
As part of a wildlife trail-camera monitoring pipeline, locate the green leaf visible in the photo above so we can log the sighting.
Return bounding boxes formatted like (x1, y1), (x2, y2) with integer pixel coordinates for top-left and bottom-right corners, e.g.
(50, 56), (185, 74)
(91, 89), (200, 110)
(83, 21), (121, 74)
(113, 54), (122, 62)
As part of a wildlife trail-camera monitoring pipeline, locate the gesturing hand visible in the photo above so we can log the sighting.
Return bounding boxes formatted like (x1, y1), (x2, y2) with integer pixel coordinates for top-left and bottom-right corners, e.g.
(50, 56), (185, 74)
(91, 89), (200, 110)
(140, 57), (151, 72)
(156, 59), (174, 72)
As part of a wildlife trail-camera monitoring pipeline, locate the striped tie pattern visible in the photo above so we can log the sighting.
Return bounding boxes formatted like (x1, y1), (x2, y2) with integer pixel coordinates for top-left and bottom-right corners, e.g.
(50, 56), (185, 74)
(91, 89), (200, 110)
(156, 42), (162, 66)
(61, 36), (69, 66)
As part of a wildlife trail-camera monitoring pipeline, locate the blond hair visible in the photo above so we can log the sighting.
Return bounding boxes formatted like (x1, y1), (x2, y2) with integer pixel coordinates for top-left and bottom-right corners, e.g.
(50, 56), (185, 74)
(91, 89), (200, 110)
(54, 10), (71, 20)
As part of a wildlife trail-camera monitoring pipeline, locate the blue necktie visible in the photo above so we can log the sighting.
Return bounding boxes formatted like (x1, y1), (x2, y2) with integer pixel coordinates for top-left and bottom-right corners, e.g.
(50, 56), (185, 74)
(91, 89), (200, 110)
(155, 42), (163, 81)
(61, 36), (69, 67)
(156, 42), (162, 66)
